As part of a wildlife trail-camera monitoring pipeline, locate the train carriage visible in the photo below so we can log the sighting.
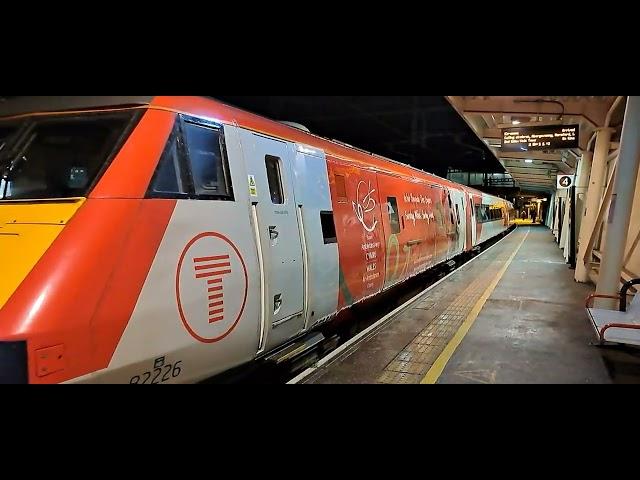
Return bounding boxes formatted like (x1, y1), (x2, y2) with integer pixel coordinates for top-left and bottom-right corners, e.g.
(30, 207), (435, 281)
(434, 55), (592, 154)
(0, 96), (513, 384)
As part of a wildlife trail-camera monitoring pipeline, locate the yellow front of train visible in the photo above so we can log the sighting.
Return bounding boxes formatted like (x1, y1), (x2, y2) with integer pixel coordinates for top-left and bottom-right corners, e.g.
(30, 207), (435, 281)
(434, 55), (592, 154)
(0, 200), (84, 311)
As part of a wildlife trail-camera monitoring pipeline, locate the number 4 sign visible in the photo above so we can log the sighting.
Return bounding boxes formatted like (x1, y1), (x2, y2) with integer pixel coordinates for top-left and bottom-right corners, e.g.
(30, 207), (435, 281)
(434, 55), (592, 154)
(557, 175), (575, 190)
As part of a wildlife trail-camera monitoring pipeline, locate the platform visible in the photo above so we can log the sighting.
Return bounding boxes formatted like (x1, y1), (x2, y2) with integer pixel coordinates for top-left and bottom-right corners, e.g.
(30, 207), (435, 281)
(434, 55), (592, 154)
(298, 226), (640, 384)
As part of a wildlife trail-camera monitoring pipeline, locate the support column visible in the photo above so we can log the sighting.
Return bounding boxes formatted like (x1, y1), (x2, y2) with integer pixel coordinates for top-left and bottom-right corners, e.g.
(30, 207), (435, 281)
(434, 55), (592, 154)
(574, 151), (593, 238)
(547, 192), (556, 228)
(575, 127), (614, 282)
(536, 201), (542, 224)
(560, 189), (570, 257)
(597, 96), (640, 307)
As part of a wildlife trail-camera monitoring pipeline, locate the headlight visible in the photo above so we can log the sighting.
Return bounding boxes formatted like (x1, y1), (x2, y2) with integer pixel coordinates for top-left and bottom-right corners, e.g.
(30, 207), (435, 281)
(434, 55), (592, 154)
(0, 341), (28, 384)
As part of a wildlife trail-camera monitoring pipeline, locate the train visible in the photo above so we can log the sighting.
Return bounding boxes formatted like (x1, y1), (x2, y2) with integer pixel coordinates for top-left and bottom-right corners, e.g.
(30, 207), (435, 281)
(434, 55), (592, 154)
(0, 96), (514, 384)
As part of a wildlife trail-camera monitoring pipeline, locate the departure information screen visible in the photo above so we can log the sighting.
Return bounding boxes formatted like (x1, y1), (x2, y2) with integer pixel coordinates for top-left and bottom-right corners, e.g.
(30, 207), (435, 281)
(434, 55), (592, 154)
(502, 124), (579, 151)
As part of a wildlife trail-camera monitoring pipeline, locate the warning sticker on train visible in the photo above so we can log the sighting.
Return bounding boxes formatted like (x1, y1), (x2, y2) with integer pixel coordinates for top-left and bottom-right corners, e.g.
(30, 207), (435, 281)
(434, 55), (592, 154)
(248, 175), (258, 197)
(176, 232), (248, 344)
(557, 175), (575, 190)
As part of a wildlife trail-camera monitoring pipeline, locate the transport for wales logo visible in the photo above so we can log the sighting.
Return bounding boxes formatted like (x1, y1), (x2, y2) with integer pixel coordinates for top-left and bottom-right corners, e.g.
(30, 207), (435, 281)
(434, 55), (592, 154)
(193, 254), (232, 324)
(176, 233), (248, 343)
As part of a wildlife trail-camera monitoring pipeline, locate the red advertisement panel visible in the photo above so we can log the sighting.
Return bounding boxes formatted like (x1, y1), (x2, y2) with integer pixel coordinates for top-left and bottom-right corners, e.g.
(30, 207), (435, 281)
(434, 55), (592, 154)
(328, 159), (386, 309)
(377, 174), (438, 289)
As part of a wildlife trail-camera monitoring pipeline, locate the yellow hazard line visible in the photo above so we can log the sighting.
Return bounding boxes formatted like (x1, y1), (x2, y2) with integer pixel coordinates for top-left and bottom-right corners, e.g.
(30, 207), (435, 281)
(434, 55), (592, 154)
(421, 229), (530, 384)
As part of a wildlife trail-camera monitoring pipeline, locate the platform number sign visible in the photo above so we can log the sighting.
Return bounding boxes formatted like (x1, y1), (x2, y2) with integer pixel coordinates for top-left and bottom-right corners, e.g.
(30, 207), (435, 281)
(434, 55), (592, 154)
(557, 175), (575, 190)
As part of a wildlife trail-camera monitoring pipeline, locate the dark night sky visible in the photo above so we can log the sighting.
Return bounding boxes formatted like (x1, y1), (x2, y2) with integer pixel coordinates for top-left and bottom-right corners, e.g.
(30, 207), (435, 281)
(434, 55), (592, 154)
(0, 95), (504, 178)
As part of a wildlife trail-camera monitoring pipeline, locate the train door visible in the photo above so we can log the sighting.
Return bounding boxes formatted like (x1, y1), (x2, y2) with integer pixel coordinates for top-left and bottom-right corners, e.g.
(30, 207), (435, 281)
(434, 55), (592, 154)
(443, 189), (460, 260)
(431, 185), (449, 265)
(450, 188), (466, 256)
(463, 190), (473, 250)
(469, 193), (477, 246)
(239, 131), (305, 352)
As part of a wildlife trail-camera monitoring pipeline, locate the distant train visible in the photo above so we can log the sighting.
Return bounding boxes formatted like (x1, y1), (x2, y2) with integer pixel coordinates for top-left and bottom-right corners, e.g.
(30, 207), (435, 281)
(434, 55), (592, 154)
(0, 96), (514, 384)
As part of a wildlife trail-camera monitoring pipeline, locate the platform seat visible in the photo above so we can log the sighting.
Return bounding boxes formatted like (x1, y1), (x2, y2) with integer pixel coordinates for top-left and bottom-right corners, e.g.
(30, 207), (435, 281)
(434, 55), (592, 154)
(586, 279), (640, 346)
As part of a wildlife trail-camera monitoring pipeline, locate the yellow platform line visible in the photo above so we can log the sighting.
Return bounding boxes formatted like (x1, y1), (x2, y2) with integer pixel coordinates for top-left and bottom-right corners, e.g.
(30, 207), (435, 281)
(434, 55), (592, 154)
(421, 229), (530, 384)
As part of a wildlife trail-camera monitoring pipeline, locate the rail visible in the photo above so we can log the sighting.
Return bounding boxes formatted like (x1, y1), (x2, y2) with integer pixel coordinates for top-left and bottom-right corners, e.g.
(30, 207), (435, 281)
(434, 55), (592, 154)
(599, 322), (640, 340)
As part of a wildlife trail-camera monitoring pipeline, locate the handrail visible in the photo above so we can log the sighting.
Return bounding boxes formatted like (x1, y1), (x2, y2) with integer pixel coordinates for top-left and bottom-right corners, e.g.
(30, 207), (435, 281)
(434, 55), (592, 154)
(585, 292), (635, 309)
(586, 294), (621, 309)
(620, 279), (640, 312)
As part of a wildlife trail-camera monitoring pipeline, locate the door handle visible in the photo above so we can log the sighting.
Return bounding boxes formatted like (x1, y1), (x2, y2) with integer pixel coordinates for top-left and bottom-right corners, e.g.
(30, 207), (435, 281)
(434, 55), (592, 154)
(269, 226), (279, 240)
(274, 294), (283, 314)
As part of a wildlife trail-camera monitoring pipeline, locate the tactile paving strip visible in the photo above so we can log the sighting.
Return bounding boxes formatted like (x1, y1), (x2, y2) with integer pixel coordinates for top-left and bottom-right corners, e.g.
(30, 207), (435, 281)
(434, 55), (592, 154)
(376, 233), (522, 384)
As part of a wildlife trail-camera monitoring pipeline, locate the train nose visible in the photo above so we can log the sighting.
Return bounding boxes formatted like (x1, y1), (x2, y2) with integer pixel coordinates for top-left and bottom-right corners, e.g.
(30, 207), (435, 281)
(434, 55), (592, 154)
(0, 200), (85, 311)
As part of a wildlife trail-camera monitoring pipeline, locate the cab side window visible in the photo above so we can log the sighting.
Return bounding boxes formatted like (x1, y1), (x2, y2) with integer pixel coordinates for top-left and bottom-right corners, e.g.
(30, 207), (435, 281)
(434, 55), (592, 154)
(149, 120), (190, 197)
(148, 116), (234, 201)
(183, 120), (233, 199)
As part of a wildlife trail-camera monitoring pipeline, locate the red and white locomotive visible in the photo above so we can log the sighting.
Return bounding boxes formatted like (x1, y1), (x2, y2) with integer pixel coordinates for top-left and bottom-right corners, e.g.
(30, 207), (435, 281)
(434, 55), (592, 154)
(0, 96), (513, 384)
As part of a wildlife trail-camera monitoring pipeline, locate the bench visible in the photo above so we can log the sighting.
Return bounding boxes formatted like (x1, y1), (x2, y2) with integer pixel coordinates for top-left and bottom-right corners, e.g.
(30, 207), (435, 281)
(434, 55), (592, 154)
(586, 279), (640, 346)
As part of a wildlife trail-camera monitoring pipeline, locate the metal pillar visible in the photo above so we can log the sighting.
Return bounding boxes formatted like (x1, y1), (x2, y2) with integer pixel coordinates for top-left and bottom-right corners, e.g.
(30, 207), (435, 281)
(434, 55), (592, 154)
(575, 128), (614, 282)
(597, 96), (640, 307)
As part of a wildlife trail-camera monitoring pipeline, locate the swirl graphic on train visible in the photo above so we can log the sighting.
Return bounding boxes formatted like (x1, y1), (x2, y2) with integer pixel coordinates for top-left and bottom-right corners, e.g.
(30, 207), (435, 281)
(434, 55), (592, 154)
(352, 180), (379, 233)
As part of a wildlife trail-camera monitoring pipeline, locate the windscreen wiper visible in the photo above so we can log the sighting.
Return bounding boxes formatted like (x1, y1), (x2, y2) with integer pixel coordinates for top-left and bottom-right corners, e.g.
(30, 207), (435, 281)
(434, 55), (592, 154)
(1, 131), (35, 178)
(4, 154), (27, 178)
(1, 154), (27, 199)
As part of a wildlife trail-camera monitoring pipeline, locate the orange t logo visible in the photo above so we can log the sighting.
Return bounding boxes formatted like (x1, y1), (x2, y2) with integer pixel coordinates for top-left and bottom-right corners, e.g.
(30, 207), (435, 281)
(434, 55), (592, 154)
(193, 255), (232, 323)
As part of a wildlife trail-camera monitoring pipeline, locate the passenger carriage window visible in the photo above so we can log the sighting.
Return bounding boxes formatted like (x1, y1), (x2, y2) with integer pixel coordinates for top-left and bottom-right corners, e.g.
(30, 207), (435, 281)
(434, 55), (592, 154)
(183, 121), (233, 199)
(455, 204), (460, 225)
(321, 211), (337, 244)
(265, 155), (284, 204)
(489, 207), (503, 221)
(387, 197), (401, 234)
(475, 205), (490, 223)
